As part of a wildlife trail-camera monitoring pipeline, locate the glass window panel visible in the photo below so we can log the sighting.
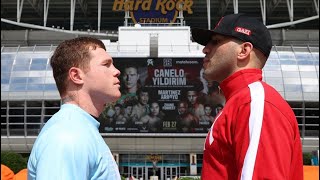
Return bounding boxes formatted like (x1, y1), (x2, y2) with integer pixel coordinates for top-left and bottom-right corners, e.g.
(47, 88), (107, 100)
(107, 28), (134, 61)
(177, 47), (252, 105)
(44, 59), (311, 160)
(1, 84), (9, 91)
(303, 93), (319, 101)
(43, 116), (52, 123)
(267, 51), (279, 60)
(44, 100), (60, 107)
(296, 117), (303, 125)
(311, 53), (319, 60)
(265, 59), (280, 65)
(299, 65), (316, 71)
(285, 92), (303, 100)
(265, 77), (283, 84)
(26, 116), (41, 123)
(8, 116), (24, 123)
(281, 65), (299, 71)
(11, 71), (29, 77)
(27, 124), (41, 136)
(293, 109), (303, 117)
(14, 56), (31, 65)
(30, 53), (50, 59)
(28, 77), (45, 84)
(282, 71), (300, 78)
(9, 101), (25, 107)
(300, 71), (317, 78)
(1, 101), (7, 108)
(45, 77), (55, 84)
(9, 108), (25, 115)
(278, 52), (296, 60)
(1, 124), (7, 136)
(44, 109), (58, 116)
(1, 116), (7, 123)
(11, 77), (27, 84)
(18, 47), (35, 52)
(9, 124), (24, 136)
(263, 71), (282, 77)
(306, 110), (319, 118)
(297, 61), (314, 65)
(269, 84), (284, 92)
(31, 58), (48, 65)
(301, 78), (319, 85)
(1, 57), (14, 72)
(27, 109), (42, 115)
(30, 64), (47, 70)
(45, 84), (58, 91)
(9, 84), (27, 91)
(280, 60), (296, 65)
(302, 85), (319, 92)
(46, 65), (52, 70)
(1, 73), (11, 84)
(29, 71), (46, 77)
(27, 84), (44, 91)
(34, 46), (52, 52)
(263, 65), (281, 71)
(284, 84), (302, 92)
(1, 54), (16, 61)
(27, 101), (42, 107)
(12, 65), (30, 71)
(295, 53), (314, 61)
(283, 78), (301, 85)
(305, 102), (319, 108)
(288, 101), (303, 108)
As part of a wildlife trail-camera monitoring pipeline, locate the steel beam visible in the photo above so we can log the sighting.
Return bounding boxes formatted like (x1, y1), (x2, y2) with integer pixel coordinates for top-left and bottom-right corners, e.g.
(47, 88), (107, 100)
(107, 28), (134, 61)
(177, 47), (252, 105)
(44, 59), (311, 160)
(17, 0), (24, 23)
(98, 0), (101, 33)
(27, 0), (43, 17)
(286, 0), (294, 22)
(233, 0), (238, 14)
(207, 0), (211, 29)
(260, 0), (267, 25)
(314, 0), (319, 15)
(77, 0), (88, 17)
(70, 0), (76, 31)
(267, 0), (282, 15)
(43, 0), (50, 27)
(218, 0), (231, 16)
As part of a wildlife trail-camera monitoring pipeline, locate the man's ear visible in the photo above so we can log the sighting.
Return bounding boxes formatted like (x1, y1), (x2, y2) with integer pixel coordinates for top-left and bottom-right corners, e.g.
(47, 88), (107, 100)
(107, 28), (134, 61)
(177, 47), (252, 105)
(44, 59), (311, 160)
(68, 67), (84, 85)
(238, 42), (253, 60)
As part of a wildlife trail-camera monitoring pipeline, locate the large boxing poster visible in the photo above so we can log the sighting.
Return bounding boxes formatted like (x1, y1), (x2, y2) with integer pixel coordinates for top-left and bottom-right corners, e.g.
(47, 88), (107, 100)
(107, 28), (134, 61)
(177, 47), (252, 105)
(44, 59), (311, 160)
(99, 58), (225, 133)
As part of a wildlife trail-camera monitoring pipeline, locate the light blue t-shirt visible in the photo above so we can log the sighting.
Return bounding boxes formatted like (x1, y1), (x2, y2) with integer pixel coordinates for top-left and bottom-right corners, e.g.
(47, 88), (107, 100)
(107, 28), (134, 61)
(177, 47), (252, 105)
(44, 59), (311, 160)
(27, 104), (121, 180)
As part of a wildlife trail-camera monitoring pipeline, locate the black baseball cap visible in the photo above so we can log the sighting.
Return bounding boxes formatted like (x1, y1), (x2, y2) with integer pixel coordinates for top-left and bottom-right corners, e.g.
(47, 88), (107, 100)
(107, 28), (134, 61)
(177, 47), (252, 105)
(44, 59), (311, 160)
(191, 13), (272, 58)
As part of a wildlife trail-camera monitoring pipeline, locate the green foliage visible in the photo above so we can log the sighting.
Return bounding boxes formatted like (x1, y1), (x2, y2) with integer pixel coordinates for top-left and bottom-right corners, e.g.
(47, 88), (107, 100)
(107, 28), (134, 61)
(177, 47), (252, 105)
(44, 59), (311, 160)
(1, 151), (28, 174)
(179, 177), (201, 180)
(303, 152), (312, 165)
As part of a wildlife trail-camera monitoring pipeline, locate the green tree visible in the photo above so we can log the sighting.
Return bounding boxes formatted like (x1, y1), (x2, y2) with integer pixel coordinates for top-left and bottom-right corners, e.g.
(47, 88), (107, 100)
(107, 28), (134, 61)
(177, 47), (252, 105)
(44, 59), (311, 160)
(303, 152), (312, 165)
(1, 151), (28, 174)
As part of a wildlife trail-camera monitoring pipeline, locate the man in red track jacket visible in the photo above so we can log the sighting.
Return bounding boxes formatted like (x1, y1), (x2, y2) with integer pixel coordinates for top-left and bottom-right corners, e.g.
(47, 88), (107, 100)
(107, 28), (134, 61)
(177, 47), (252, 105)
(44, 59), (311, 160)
(191, 13), (303, 179)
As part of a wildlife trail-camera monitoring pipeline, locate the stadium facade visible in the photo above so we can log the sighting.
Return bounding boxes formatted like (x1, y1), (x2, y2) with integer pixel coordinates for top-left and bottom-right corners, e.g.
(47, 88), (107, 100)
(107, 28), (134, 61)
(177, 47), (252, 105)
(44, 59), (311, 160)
(1, 0), (319, 179)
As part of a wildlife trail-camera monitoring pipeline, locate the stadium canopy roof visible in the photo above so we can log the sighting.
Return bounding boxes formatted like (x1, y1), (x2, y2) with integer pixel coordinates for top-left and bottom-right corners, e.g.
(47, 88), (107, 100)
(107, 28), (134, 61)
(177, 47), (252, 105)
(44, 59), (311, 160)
(1, 0), (319, 34)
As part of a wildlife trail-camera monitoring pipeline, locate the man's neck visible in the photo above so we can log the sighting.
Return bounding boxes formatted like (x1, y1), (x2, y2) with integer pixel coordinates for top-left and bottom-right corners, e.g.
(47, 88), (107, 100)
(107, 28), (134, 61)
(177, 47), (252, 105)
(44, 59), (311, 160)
(127, 86), (137, 93)
(62, 93), (103, 118)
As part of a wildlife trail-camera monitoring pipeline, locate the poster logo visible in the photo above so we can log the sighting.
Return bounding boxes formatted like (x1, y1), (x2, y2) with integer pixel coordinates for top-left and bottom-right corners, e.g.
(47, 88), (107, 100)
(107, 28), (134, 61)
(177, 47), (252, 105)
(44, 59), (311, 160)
(147, 59), (154, 66)
(163, 58), (172, 67)
(113, 0), (194, 24)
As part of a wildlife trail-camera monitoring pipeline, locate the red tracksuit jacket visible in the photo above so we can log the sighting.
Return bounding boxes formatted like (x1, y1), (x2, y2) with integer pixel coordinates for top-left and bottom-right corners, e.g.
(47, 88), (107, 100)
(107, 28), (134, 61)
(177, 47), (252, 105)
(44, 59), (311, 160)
(202, 69), (303, 180)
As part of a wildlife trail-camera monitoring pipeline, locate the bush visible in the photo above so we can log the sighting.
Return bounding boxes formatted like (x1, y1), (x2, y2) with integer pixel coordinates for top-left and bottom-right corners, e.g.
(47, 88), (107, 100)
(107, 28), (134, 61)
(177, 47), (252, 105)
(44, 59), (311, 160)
(1, 151), (28, 174)
(303, 152), (312, 165)
(179, 177), (201, 180)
